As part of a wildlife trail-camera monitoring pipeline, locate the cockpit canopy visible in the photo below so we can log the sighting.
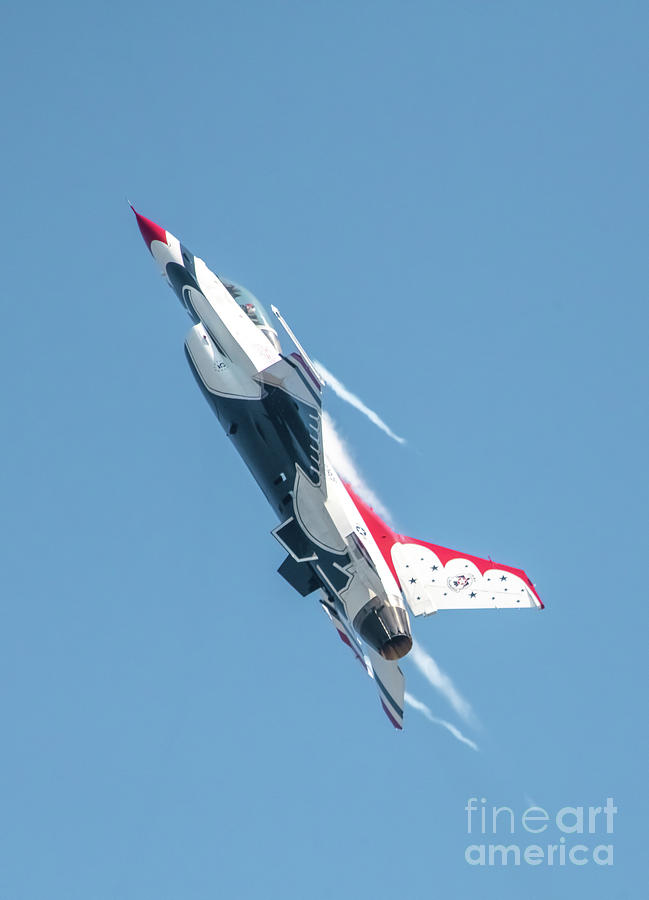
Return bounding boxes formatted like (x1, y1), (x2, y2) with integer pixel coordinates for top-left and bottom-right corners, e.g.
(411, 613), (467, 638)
(221, 278), (281, 353)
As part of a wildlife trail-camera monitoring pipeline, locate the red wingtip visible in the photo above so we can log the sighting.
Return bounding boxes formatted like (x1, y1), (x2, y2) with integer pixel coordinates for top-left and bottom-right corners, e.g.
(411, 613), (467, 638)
(131, 206), (167, 252)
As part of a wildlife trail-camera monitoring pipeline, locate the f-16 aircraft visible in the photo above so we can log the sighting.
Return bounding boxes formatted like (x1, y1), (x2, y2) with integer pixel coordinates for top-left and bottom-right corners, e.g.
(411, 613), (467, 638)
(133, 208), (543, 729)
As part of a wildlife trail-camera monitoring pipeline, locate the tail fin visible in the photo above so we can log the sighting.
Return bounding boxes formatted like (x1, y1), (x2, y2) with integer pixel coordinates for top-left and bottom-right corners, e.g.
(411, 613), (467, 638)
(365, 646), (405, 730)
(321, 602), (405, 729)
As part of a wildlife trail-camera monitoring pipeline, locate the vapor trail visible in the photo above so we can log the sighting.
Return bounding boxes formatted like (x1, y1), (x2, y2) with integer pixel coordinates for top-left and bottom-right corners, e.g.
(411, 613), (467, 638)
(314, 360), (406, 445)
(404, 692), (479, 751)
(321, 411), (393, 524)
(409, 640), (478, 728)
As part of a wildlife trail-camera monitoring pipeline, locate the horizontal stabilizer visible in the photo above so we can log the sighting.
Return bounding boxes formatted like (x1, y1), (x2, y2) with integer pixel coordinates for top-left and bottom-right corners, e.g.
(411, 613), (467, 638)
(392, 537), (543, 615)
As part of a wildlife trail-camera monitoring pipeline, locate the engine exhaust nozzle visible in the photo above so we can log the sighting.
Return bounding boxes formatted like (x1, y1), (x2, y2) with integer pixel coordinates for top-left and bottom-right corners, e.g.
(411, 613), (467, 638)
(353, 597), (413, 660)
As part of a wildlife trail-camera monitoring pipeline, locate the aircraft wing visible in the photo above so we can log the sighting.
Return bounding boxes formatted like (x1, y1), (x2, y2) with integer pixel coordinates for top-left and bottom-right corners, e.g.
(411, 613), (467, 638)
(391, 537), (543, 616)
(342, 481), (543, 617)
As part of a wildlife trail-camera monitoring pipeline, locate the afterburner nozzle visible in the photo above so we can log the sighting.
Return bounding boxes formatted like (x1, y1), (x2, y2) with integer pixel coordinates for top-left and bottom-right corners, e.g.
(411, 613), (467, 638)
(353, 598), (413, 661)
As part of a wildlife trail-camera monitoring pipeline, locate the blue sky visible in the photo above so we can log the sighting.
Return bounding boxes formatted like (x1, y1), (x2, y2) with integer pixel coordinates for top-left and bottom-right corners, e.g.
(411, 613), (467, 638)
(1, 2), (647, 897)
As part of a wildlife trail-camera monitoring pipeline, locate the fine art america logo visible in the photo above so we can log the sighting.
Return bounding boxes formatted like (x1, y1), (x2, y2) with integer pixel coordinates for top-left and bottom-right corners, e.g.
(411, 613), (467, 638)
(464, 797), (617, 867)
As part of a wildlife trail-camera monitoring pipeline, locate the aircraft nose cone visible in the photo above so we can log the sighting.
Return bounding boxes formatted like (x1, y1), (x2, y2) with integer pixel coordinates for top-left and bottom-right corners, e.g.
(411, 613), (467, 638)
(131, 206), (167, 252)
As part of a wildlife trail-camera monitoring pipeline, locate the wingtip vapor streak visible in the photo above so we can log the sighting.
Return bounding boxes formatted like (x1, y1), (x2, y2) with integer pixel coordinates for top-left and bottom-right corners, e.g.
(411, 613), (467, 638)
(132, 208), (543, 730)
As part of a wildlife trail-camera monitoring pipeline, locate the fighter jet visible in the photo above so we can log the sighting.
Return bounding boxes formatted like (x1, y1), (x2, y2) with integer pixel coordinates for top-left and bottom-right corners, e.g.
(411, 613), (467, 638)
(132, 208), (543, 729)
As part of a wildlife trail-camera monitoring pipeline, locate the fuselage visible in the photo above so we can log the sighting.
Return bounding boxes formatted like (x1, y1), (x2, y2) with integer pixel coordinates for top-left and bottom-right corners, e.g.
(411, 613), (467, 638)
(134, 209), (413, 661)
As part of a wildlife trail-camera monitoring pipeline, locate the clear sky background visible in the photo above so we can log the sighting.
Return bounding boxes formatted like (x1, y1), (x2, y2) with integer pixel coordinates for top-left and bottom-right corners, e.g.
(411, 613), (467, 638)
(1, 2), (647, 898)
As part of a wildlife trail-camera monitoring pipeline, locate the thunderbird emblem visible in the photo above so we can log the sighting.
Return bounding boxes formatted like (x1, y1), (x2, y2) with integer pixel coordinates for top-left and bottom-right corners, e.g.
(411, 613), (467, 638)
(448, 574), (475, 592)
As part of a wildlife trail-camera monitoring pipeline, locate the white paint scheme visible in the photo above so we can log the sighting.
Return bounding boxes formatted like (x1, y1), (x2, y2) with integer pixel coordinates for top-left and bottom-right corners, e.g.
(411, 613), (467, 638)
(150, 228), (281, 376)
(193, 255), (281, 374)
(184, 325), (263, 400)
(292, 466), (347, 554)
(321, 600), (404, 728)
(365, 645), (405, 726)
(150, 233), (184, 272)
(391, 542), (541, 614)
(137, 209), (542, 729)
(321, 461), (405, 610)
(183, 284), (278, 375)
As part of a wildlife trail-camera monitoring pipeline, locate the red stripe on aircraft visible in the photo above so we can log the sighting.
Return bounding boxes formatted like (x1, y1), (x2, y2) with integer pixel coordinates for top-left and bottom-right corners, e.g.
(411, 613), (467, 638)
(342, 482), (543, 607)
(401, 535), (544, 607)
(381, 699), (403, 730)
(342, 482), (400, 583)
(131, 207), (168, 253)
(337, 630), (353, 648)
